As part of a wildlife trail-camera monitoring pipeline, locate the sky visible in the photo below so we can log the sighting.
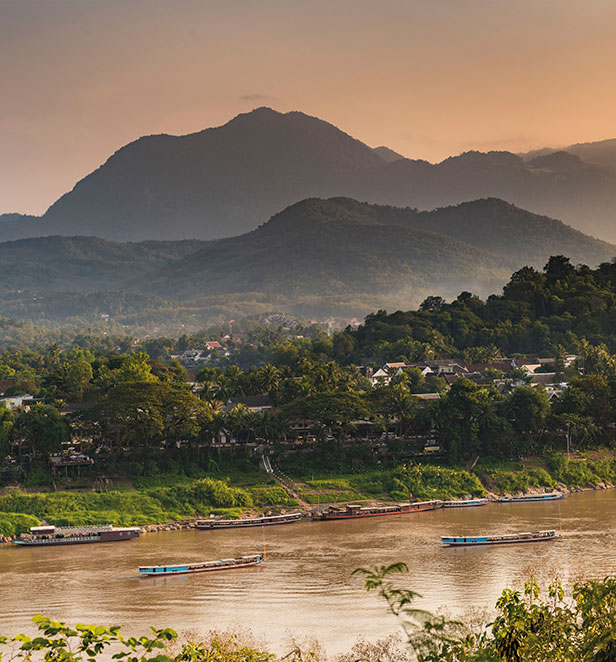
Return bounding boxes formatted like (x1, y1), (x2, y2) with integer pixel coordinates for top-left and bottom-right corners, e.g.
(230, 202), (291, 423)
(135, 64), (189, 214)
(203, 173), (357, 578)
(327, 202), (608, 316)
(2, 0), (616, 215)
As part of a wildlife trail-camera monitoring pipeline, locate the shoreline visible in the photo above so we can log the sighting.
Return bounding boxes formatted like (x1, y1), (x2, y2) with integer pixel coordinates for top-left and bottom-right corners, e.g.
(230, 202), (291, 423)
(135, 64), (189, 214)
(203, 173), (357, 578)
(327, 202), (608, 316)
(2, 481), (613, 545)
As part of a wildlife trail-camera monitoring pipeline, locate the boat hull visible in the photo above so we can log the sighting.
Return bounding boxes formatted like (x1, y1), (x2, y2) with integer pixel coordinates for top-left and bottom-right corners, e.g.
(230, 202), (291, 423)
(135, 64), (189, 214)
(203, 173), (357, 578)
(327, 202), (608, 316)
(442, 531), (559, 546)
(12, 530), (140, 546)
(139, 555), (264, 576)
(497, 493), (564, 503)
(442, 499), (489, 508)
(318, 503), (441, 520)
(196, 514), (303, 529)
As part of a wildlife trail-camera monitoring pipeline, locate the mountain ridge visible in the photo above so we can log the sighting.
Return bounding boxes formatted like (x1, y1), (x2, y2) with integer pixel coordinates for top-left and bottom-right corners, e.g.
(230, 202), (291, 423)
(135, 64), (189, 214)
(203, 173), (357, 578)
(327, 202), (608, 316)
(2, 107), (616, 242)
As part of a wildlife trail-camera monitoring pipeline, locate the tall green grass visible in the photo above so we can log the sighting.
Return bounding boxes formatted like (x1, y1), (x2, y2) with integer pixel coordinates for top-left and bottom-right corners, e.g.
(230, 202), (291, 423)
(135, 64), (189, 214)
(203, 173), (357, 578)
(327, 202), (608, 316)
(0, 512), (40, 536)
(0, 478), (291, 527)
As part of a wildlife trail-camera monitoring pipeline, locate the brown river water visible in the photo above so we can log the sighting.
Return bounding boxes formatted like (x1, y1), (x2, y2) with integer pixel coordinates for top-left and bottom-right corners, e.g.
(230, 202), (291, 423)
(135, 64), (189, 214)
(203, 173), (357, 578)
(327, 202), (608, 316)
(1, 490), (615, 654)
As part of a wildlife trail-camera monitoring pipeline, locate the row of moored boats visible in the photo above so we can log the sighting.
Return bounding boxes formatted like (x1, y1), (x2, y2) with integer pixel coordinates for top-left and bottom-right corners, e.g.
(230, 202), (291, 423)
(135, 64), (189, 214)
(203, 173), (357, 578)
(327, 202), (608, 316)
(12, 491), (564, 576)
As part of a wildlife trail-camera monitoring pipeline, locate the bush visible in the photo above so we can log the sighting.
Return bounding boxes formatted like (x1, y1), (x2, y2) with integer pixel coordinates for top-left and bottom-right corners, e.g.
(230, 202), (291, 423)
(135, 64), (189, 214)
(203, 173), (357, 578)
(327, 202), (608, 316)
(0, 478), (255, 526)
(546, 454), (616, 486)
(489, 467), (555, 493)
(0, 512), (40, 536)
(388, 464), (484, 500)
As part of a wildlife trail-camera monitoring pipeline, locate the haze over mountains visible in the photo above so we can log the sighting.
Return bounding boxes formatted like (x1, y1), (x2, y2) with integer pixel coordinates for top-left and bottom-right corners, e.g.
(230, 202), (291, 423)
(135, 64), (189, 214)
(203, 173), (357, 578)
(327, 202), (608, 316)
(522, 138), (616, 173)
(2, 107), (616, 243)
(1, 197), (614, 328)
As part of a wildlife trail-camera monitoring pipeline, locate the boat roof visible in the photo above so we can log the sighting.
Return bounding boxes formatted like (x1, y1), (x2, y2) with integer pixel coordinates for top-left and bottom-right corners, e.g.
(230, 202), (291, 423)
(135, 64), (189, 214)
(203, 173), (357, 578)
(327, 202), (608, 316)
(138, 554), (262, 570)
(442, 529), (556, 538)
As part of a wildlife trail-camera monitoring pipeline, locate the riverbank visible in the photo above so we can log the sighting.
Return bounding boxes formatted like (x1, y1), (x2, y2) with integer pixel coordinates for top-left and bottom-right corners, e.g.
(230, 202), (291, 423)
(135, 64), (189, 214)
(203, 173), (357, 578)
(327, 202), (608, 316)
(1, 450), (615, 542)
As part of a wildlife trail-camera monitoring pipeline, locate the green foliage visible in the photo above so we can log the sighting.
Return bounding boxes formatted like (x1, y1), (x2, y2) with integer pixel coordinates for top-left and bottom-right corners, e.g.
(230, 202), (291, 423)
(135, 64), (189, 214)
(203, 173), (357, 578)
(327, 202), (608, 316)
(0, 479), (256, 526)
(389, 464), (484, 500)
(547, 455), (616, 486)
(488, 467), (556, 493)
(0, 512), (40, 536)
(249, 486), (297, 507)
(358, 561), (616, 662)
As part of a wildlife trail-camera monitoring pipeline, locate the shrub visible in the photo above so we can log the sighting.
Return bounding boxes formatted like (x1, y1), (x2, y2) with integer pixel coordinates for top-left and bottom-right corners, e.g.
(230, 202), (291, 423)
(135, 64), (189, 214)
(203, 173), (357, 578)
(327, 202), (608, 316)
(0, 512), (40, 536)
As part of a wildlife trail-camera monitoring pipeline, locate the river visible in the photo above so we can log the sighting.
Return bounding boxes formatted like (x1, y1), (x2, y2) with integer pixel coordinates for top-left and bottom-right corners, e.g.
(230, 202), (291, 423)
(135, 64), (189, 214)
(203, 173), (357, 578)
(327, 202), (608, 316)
(1, 490), (615, 654)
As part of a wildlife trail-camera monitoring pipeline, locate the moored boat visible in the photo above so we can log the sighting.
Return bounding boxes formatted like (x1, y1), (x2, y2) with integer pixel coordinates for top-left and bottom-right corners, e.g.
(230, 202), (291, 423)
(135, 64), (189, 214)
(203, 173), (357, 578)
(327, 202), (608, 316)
(314, 500), (442, 521)
(12, 524), (140, 546)
(497, 491), (564, 503)
(441, 529), (559, 546)
(138, 553), (264, 576)
(195, 512), (303, 529)
(442, 498), (489, 508)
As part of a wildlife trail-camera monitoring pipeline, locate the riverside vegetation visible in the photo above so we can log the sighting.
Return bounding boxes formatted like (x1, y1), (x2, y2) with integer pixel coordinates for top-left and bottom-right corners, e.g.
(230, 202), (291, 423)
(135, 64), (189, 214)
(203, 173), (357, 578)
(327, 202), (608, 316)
(4, 257), (616, 534)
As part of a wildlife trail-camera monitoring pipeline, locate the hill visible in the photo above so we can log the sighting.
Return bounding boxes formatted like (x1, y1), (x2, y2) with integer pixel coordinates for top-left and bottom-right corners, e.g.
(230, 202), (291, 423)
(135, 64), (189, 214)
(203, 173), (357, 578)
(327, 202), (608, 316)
(0, 236), (208, 292)
(136, 197), (616, 302)
(522, 138), (616, 172)
(2, 108), (616, 242)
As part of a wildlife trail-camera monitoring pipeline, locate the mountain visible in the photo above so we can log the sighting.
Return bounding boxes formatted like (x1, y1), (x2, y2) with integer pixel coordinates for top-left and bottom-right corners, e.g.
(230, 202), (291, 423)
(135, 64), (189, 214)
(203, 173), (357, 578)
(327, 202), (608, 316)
(136, 197), (616, 301)
(3, 108), (616, 243)
(136, 198), (506, 301)
(522, 138), (616, 172)
(373, 146), (405, 162)
(1, 108), (384, 242)
(0, 236), (208, 292)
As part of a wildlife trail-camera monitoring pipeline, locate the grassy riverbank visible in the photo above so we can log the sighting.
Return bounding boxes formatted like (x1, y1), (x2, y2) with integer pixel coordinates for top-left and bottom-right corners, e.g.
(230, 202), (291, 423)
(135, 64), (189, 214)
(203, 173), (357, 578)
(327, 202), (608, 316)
(283, 449), (616, 503)
(2, 450), (615, 537)
(0, 475), (297, 534)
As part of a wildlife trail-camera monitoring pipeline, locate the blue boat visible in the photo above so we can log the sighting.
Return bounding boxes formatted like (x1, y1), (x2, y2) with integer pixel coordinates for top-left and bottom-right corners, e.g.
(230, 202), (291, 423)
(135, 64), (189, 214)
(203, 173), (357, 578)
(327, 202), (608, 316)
(442, 498), (489, 508)
(442, 530), (559, 546)
(497, 491), (564, 503)
(138, 553), (264, 577)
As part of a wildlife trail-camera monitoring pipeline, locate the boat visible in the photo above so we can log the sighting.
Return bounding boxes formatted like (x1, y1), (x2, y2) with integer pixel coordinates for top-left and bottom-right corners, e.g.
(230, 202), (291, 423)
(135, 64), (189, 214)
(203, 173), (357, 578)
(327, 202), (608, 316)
(442, 498), (489, 508)
(441, 529), (559, 546)
(195, 512), (303, 529)
(314, 500), (442, 521)
(497, 491), (564, 503)
(138, 553), (264, 576)
(12, 524), (140, 546)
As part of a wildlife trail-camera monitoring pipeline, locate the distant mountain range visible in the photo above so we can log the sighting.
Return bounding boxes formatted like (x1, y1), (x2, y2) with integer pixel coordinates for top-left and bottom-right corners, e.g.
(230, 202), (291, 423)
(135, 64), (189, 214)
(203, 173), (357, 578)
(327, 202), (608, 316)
(1, 199), (614, 319)
(522, 138), (616, 173)
(2, 107), (616, 242)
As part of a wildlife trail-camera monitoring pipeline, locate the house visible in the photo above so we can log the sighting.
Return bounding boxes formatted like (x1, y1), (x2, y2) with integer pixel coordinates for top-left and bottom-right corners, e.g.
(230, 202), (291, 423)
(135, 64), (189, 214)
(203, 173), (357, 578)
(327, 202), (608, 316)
(225, 395), (274, 413)
(413, 392), (441, 401)
(205, 341), (223, 351)
(370, 368), (391, 386)
(0, 394), (33, 410)
(530, 373), (558, 386)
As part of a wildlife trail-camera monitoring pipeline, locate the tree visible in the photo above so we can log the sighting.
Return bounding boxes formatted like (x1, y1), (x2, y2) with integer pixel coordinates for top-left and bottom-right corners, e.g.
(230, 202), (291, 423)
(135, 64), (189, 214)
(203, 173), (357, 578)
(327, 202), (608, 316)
(0, 403), (13, 461)
(11, 404), (70, 463)
(502, 386), (549, 435)
(117, 352), (158, 383)
(420, 296), (445, 312)
(65, 360), (93, 400)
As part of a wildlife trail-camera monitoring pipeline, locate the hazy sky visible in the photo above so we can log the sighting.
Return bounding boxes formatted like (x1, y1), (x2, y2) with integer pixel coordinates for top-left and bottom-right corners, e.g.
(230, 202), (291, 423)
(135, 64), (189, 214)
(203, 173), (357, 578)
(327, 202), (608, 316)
(2, 0), (616, 215)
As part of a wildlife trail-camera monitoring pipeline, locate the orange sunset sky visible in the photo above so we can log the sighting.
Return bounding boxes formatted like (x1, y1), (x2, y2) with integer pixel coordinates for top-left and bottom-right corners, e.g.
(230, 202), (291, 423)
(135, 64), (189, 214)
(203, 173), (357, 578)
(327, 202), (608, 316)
(2, 0), (616, 215)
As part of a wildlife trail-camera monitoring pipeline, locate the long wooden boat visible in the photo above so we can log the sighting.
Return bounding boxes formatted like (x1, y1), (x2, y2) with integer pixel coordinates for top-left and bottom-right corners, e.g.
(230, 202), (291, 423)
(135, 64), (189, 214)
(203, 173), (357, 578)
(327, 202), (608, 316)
(441, 529), (559, 546)
(497, 491), (564, 503)
(442, 498), (489, 508)
(138, 553), (264, 576)
(195, 512), (303, 529)
(314, 500), (442, 521)
(12, 524), (140, 546)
